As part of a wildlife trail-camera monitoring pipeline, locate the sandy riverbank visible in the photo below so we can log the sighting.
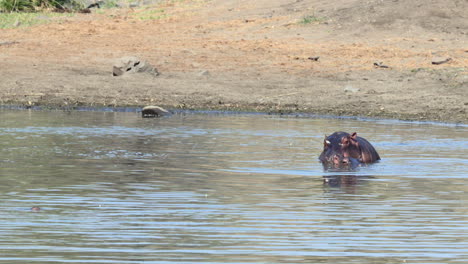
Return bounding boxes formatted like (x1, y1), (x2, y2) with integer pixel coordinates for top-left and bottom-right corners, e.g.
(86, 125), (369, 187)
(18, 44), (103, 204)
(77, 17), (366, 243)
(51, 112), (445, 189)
(1, 0), (466, 123)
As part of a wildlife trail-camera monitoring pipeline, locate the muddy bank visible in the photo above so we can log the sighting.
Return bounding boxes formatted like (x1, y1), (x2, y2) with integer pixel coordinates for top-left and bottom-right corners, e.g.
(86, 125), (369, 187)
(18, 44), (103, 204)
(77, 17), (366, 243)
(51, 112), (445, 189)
(0, 0), (467, 123)
(1, 59), (465, 123)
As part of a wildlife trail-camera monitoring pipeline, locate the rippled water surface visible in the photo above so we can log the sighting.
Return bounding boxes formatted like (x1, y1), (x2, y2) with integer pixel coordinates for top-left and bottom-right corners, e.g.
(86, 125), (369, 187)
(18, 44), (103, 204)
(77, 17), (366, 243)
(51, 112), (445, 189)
(0, 110), (467, 263)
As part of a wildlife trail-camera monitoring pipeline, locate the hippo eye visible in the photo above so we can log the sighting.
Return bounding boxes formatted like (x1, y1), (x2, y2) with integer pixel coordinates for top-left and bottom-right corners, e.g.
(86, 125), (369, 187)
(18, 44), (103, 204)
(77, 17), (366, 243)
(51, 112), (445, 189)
(325, 140), (331, 145)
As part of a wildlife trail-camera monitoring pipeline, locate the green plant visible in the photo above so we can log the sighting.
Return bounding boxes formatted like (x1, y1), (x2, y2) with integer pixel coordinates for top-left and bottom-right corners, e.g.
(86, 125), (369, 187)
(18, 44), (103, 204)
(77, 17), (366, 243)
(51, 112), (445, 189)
(133, 8), (166, 20)
(299, 14), (323, 25)
(0, 0), (83, 12)
(0, 11), (74, 28)
(102, 0), (118, 9)
(410, 68), (425, 73)
(0, 0), (34, 12)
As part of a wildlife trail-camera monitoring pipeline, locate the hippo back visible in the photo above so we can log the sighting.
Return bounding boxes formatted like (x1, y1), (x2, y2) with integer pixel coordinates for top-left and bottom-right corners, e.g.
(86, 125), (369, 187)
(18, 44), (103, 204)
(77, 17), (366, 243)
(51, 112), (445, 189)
(355, 136), (381, 163)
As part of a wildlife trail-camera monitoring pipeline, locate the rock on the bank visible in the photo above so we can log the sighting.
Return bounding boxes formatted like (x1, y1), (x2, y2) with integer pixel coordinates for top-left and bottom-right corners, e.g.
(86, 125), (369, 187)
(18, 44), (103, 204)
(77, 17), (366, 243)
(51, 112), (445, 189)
(431, 57), (452, 65)
(113, 56), (159, 76)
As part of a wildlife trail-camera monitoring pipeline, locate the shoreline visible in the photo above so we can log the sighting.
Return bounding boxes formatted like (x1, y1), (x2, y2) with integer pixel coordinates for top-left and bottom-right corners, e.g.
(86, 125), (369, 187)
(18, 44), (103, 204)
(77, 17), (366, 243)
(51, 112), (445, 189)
(2, 104), (467, 127)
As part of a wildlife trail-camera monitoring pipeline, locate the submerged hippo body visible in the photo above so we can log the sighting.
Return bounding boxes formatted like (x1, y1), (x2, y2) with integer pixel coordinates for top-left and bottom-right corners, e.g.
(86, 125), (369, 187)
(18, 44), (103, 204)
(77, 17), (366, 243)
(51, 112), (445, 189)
(319, 132), (380, 169)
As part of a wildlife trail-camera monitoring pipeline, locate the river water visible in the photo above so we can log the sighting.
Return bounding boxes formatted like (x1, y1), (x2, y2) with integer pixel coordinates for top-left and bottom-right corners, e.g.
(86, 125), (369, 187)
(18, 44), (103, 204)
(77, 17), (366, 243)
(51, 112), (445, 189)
(0, 110), (466, 264)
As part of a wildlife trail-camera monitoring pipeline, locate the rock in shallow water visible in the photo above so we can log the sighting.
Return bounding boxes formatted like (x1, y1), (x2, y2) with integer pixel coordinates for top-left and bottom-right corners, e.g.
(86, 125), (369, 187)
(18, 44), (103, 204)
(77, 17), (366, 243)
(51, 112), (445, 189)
(142, 106), (170, 118)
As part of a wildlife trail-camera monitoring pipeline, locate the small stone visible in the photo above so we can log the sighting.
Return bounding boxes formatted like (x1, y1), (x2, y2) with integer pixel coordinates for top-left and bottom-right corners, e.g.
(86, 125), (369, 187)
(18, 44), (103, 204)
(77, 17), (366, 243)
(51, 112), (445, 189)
(373, 62), (389, 68)
(432, 57), (452, 65)
(198, 70), (210, 76)
(0, 41), (19, 46)
(142, 106), (170, 118)
(344, 85), (360, 93)
(308, 56), (320, 61)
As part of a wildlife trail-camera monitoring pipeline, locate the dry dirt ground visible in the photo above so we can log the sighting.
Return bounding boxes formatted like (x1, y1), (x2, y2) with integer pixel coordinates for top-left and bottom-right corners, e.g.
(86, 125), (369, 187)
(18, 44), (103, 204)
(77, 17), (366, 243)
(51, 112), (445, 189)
(1, 0), (467, 123)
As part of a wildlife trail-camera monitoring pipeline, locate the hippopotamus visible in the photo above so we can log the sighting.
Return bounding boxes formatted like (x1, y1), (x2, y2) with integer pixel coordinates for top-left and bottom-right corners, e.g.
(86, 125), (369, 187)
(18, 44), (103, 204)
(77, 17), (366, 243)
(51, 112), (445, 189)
(30, 206), (41, 212)
(319, 132), (380, 169)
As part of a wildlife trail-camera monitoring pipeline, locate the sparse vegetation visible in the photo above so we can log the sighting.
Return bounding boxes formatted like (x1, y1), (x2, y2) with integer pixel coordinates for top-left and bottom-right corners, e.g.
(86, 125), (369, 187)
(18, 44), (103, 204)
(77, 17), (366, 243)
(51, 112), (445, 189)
(0, 11), (74, 28)
(101, 0), (118, 9)
(410, 68), (427, 73)
(0, 0), (84, 28)
(0, 0), (83, 12)
(132, 8), (166, 20)
(0, 0), (32, 12)
(299, 14), (324, 25)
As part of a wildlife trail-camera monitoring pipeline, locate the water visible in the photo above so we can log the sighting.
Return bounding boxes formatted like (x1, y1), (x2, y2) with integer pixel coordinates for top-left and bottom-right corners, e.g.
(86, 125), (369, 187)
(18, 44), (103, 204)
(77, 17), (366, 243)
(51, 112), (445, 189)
(0, 110), (466, 264)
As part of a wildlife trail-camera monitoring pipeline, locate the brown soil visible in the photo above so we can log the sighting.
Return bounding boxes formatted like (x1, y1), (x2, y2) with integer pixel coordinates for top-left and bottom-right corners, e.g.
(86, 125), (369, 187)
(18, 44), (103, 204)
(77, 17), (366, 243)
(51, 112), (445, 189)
(1, 0), (467, 123)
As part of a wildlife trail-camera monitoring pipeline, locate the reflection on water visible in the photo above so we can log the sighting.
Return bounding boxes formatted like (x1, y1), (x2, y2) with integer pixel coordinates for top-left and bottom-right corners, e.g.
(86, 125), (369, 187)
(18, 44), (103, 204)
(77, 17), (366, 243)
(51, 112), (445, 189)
(0, 109), (467, 264)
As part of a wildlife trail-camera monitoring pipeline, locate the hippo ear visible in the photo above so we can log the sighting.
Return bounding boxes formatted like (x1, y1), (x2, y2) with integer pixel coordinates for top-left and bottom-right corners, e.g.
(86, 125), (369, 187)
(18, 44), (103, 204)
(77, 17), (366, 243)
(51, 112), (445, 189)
(349, 132), (359, 146)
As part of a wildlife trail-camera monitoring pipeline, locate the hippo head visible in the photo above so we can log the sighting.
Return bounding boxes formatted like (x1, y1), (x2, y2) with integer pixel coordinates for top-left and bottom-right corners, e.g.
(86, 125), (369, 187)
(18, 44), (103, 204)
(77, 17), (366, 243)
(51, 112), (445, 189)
(319, 132), (362, 169)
